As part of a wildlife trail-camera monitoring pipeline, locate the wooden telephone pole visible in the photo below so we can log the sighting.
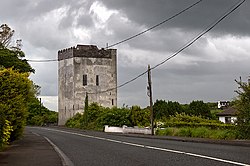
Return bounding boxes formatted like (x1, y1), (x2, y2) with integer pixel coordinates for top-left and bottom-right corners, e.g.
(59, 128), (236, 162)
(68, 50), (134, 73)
(147, 65), (154, 135)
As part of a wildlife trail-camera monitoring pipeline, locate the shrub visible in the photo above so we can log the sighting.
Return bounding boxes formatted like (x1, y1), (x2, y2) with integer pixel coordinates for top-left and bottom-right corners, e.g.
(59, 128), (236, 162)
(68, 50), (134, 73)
(177, 127), (192, 137)
(190, 127), (210, 138)
(0, 68), (33, 141)
(0, 120), (13, 150)
(161, 113), (234, 129)
(65, 113), (83, 128)
(156, 128), (175, 136)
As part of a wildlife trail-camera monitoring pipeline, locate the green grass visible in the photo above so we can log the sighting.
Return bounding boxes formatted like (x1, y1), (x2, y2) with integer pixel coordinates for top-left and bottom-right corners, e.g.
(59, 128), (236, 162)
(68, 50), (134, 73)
(156, 127), (238, 140)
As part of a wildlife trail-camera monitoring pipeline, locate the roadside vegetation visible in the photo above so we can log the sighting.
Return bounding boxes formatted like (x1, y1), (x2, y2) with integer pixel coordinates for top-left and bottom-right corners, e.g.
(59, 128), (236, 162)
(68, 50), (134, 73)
(0, 24), (57, 150)
(66, 103), (150, 130)
(67, 83), (250, 140)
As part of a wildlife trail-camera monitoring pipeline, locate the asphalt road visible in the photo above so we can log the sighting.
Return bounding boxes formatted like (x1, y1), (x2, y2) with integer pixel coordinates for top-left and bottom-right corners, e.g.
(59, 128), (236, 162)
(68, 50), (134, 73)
(27, 127), (250, 166)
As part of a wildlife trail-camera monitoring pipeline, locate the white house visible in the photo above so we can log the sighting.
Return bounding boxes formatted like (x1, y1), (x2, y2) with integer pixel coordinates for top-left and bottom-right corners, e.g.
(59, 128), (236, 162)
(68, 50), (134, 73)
(217, 107), (237, 124)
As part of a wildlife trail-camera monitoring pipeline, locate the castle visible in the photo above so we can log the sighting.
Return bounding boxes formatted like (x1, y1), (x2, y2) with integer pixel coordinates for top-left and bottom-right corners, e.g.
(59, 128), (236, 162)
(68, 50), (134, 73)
(58, 45), (117, 125)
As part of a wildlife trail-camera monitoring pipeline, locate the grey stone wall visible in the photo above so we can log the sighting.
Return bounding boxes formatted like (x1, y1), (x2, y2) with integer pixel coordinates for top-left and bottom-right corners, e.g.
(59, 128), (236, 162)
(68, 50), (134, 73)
(58, 45), (117, 125)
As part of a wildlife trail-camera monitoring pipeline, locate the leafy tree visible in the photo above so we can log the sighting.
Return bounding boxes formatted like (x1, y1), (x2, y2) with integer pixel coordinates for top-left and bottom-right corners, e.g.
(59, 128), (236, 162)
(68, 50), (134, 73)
(98, 107), (132, 127)
(0, 24), (14, 48)
(130, 106), (150, 127)
(234, 78), (250, 139)
(153, 100), (183, 120)
(188, 100), (211, 118)
(0, 47), (34, 73)
(0, 68), (33, 141)
(26, 97), (58, 126)
(0, 24), (34, 73)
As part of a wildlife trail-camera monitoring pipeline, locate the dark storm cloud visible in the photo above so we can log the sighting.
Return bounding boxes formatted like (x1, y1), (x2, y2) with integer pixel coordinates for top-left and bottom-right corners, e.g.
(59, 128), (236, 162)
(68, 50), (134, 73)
(118, 57), (250, 106)
(102, 0), (250, 36)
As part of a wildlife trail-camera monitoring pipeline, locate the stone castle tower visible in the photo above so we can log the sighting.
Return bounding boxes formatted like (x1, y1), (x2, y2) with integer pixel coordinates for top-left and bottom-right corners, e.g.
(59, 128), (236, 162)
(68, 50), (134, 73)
(58, 45), (117, 125)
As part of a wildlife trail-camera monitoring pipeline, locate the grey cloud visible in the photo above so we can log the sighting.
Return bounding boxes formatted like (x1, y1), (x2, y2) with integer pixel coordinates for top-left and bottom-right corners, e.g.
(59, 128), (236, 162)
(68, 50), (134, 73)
(102, 0), (250, 36)
(59, 0), (95, 30)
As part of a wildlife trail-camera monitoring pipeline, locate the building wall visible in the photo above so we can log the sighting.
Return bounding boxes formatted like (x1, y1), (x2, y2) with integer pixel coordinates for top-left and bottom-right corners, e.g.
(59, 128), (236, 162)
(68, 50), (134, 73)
(218, 116), (237, 124)
(58, 45), (117, 125)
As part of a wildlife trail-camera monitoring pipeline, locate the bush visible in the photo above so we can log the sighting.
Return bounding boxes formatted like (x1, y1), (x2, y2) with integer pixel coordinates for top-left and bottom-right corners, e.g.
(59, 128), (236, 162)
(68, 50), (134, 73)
(190, 127), (210, 138)
(0, 68), (33, 141)
(65, 103), (150, 130)
(177, 127), (192, 137)
(160, 113), (234, 129)
(65, 113), (83, 129)
(0, 120), (13, 150)
(156, 128), (175, 136)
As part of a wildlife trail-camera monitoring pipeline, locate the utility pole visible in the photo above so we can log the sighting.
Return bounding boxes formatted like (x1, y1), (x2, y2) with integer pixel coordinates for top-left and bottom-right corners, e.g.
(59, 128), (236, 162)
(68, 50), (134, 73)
(147, 65), (154, 135)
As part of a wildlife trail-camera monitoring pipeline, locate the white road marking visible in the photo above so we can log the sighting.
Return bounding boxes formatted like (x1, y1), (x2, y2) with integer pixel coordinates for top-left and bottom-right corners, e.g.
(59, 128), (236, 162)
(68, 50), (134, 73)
(37, 127), (250, 166)
(44, 136), (74, 166)
(31, 132), (40, 137)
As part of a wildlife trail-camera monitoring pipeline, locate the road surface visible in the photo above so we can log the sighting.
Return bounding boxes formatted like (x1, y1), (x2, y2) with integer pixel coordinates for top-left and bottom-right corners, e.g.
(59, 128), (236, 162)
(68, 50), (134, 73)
(27, 127), (250, 166)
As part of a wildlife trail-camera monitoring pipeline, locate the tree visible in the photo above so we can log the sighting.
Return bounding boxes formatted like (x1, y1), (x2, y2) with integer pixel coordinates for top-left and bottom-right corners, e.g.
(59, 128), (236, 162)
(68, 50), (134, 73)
(0, 24), (14, 48)
(0, 24), (34, 73)
(83, 93), (89, 126)
(26, 97), (58, 126)
(0, 47), (35, 73)
(130, 106), (150, 127)
(153, 100), (183, 120)
(0, 68), (33, 141)
(234, 78), (250, 139)
(188, 100), (211, 118)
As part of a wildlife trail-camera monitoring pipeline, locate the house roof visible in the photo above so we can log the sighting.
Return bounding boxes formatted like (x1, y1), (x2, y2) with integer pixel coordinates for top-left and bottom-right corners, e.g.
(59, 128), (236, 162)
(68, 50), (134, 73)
(217, 107), (238, 116)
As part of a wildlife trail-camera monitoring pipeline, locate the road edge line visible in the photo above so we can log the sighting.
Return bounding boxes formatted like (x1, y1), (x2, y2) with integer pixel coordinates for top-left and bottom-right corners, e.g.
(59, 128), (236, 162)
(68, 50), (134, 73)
(44, 136), (74, 166)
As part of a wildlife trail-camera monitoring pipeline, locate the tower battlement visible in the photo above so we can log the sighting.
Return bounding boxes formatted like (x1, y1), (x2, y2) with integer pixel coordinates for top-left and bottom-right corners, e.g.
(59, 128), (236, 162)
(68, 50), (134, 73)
(58, 45), (115, 61)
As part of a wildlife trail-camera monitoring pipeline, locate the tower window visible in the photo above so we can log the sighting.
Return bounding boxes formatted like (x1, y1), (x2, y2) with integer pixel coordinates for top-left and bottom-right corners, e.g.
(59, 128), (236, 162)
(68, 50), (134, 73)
(96, 75), (99, 86)
(83, 74), (87, 86)
(112, 99), (114, 106)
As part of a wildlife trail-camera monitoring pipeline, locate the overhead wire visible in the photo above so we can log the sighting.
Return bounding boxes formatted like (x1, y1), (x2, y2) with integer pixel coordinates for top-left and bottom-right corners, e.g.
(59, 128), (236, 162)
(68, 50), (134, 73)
(90, 0), (245, 94)
(27, 59), (57, 62)
(106, 0), (203, 49)
(26, 0), (203, 62)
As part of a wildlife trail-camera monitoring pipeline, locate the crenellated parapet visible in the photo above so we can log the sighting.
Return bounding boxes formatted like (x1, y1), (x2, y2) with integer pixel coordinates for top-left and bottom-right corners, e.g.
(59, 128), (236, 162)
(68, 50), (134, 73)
(58, 45), (115, 61)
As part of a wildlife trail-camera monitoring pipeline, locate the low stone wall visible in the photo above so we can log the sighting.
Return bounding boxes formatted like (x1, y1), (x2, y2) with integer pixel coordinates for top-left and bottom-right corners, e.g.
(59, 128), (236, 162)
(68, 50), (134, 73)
(104, 125), (124, 133)
(104, 125), (152, 135)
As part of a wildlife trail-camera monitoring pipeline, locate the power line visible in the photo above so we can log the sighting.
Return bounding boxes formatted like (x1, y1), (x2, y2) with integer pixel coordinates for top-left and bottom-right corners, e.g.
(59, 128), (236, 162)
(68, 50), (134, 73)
(90, 0), (245, 94)
(27, 0), (203, 62)
(106, 0), (203, 48)
(151, 0), (245, 70)
(27, 59), (57, 62)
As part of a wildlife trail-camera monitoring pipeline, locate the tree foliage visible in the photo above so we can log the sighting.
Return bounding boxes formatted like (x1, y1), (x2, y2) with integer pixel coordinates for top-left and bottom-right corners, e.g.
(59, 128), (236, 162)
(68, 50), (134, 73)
(0, 47), (34, 73)
(0, 23), (34, 73)
(130, 106), (150, 127)
(65, 103), (151, 130)
(0, 68), (33, 141)
(153, 100), (183, 120)
(188, 100), (211, 118)
(234, 78), (250, 139)
(26, 97), (58, 126)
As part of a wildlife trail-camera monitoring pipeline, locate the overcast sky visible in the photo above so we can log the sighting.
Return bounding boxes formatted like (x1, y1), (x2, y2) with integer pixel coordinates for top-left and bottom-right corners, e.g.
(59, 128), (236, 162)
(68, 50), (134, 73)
(1, 0), (250, 111)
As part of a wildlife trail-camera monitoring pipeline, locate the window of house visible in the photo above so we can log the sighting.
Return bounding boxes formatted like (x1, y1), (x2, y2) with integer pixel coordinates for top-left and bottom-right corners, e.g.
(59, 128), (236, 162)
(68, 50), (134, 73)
(96, 75), (99, 86)
(83, 74), (87, 86)
(225, 117), (231, 124)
